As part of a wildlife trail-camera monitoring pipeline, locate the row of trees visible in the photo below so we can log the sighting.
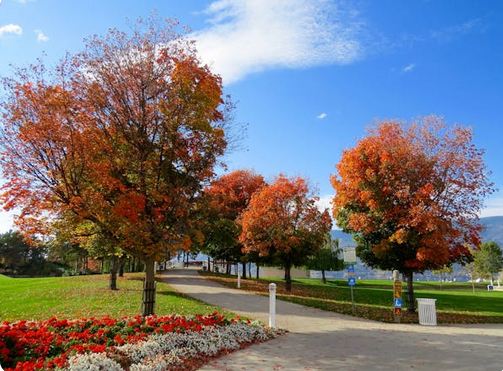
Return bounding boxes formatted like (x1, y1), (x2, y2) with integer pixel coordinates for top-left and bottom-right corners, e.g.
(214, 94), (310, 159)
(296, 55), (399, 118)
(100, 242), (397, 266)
(0, 230), (146, 277)
(0, 17), (496, 315)
(200, 170), (336, 291)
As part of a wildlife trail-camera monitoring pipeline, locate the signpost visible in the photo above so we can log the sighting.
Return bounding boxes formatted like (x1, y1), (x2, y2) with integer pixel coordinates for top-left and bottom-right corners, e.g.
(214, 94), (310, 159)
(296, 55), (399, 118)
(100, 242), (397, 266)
(237, 264), (241, 289)
(343, 248), (357, 264)
(392, 270), (402, 322)
(344, 247), (357, 314)
(269, 283), (277, 328)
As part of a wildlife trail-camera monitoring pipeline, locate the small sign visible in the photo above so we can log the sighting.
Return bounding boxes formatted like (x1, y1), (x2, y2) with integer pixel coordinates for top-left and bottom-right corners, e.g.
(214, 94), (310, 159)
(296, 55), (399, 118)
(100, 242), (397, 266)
(394, 298), (403, 308)
(393, 281), (402, 298)
(343, 248), (357, 264)
(348, 277), (356, 286)
(347, 265), (355, 273)
(394, 307), (402, 316)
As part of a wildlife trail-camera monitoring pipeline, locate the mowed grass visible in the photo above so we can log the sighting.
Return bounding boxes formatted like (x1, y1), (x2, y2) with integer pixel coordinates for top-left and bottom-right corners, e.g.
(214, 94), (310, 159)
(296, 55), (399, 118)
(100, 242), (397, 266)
(201, 272), (503, 323)
(0, 273), (226, 322)
(288, 278), (503, 316)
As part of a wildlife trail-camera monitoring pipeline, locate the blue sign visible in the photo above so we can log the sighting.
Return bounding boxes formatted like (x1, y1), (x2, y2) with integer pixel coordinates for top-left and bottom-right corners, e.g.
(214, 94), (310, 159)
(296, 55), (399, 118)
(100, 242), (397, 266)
(348, 277), (356, 286)
(394, 298), (403, 308)
(347, 265), (355, 273)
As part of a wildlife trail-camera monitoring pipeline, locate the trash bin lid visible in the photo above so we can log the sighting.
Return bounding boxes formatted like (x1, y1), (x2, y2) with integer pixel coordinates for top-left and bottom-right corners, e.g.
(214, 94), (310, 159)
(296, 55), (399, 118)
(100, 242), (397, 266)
(416, 298), (437, 303)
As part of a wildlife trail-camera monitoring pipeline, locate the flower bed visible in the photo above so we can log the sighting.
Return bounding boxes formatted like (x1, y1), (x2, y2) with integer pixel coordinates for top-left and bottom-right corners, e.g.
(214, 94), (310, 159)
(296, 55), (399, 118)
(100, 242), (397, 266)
(0, 313), (280, 370)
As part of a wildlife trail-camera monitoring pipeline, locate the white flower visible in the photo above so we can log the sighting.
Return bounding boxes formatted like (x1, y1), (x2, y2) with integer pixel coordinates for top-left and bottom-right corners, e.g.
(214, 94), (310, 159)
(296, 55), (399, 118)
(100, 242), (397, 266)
(66, 353), (123, 371)
(65, 321), (279, 371)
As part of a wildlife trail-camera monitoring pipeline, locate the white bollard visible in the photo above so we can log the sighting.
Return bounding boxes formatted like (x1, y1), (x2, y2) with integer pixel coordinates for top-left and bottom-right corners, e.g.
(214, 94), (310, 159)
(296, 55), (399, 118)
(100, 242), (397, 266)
(237, 264), (241, 289)
(269, 283), (276, 328)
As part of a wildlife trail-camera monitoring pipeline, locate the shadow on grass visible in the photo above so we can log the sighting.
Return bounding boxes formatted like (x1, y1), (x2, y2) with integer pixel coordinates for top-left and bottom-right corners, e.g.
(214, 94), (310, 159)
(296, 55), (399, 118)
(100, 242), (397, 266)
(200, 271), (503, 324)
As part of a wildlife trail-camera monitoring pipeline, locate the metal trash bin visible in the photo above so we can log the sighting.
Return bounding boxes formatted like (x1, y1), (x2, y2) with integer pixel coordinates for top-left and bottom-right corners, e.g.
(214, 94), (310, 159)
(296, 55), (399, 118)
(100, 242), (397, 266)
(417, 298), (437, 326)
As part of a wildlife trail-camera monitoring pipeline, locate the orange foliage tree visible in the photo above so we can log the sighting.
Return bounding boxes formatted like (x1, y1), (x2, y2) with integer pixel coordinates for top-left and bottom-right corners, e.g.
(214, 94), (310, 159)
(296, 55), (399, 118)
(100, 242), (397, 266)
(240, 175), (332, 291)
(331, 118), (494, 311)
(0, 19), (231, 315)
(203, 170), (265, 277)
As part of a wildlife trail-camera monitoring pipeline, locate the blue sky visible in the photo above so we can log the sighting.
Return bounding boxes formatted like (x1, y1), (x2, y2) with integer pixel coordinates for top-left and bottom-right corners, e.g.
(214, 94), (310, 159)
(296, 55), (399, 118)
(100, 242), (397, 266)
(1, 0), (503, 230)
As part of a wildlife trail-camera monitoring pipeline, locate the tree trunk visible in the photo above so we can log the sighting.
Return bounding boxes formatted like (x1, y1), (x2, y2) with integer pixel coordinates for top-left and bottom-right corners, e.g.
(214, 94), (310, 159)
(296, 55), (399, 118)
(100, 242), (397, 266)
(242, 262), (247, 279)
(285, 264), (292, 292)
(248, 262), (252, 278)
(109, 256), (119, 290)
(100, 258), (104, 274)
(406, 271), (415, 313)
(322, 269), (326, 284)
(207, 256), (211, 271)
(226, 261), (231, 275)
(118, 256), (125, 277)
(256, 264), (260, 279)
(142, 258), (156, 316)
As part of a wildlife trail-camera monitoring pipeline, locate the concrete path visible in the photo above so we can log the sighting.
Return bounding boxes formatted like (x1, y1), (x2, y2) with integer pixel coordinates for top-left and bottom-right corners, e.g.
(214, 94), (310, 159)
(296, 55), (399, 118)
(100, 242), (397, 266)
(161, 269), (503, 371)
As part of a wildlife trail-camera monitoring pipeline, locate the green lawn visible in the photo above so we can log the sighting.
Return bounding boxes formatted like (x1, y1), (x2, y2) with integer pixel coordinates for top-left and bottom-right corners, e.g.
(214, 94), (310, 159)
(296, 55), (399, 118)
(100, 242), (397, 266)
(201, 272), (503, 323)
(288, 278), (503, 316)
(0, 273), (226, 322)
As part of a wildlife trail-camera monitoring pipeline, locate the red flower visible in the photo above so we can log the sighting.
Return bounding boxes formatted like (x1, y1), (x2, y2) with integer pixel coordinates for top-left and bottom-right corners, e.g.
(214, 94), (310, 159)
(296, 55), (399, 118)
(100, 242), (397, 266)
(0, 312), (228, 370)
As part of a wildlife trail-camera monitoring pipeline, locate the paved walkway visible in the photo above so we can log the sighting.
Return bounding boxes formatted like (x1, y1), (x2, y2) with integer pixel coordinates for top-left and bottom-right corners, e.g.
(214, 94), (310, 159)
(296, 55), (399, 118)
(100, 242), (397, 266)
(161, 269), (503, 371)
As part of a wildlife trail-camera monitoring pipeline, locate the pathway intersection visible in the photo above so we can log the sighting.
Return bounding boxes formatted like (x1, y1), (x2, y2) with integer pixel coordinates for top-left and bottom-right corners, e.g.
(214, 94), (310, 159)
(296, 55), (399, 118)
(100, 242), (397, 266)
(161, 269), (503, 371)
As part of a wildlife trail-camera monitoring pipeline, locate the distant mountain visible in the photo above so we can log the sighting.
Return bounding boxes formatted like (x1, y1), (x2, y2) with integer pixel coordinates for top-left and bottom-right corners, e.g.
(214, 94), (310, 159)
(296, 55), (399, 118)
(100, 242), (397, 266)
(332, 216), (503, 248)
(480, 216), (503, 248)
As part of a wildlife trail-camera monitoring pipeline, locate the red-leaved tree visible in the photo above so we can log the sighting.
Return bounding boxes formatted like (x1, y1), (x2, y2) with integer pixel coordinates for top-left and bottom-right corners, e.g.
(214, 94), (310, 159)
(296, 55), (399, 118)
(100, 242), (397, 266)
(203, 170), (266, 277)
(331, 118), (494, 311)
(0, 19), (231, 315)
(240, 175), (332, 291)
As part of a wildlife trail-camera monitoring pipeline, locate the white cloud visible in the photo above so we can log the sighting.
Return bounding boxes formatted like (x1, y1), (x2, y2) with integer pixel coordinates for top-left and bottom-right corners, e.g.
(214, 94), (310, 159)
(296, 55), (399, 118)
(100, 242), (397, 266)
(315, 194), (333, 213)
(480, 197), (503, 218)
(430, 18), (483, 43)
(317, 112), (328, 119)
(402, 63), (415, 73)
(193, 0), (364, 84)
(0, 24), (23, 38)
(316, 194), (342, 230)
(35, 29), (49, 42)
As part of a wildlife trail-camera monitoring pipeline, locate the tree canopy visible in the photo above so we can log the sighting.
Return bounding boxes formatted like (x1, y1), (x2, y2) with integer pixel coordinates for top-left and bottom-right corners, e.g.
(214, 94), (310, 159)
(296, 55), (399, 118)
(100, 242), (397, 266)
(474, 241), (503, 281)
(0, 18), (232, 315)
(331, 118), (494, 311)
(240, 175), (332, 291)
(202, 170), (265, 276)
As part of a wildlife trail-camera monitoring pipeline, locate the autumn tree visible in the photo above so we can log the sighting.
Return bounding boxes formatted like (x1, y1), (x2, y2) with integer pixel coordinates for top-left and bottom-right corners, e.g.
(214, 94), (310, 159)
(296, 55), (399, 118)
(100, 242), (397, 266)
(0, 18), (231, 315)
(331, 118), (493, 312)
(203, 170), (265, 277)
(306, 235), (343, 284)
(240, 175), (332, 291)
(474, 241), (503, 283)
